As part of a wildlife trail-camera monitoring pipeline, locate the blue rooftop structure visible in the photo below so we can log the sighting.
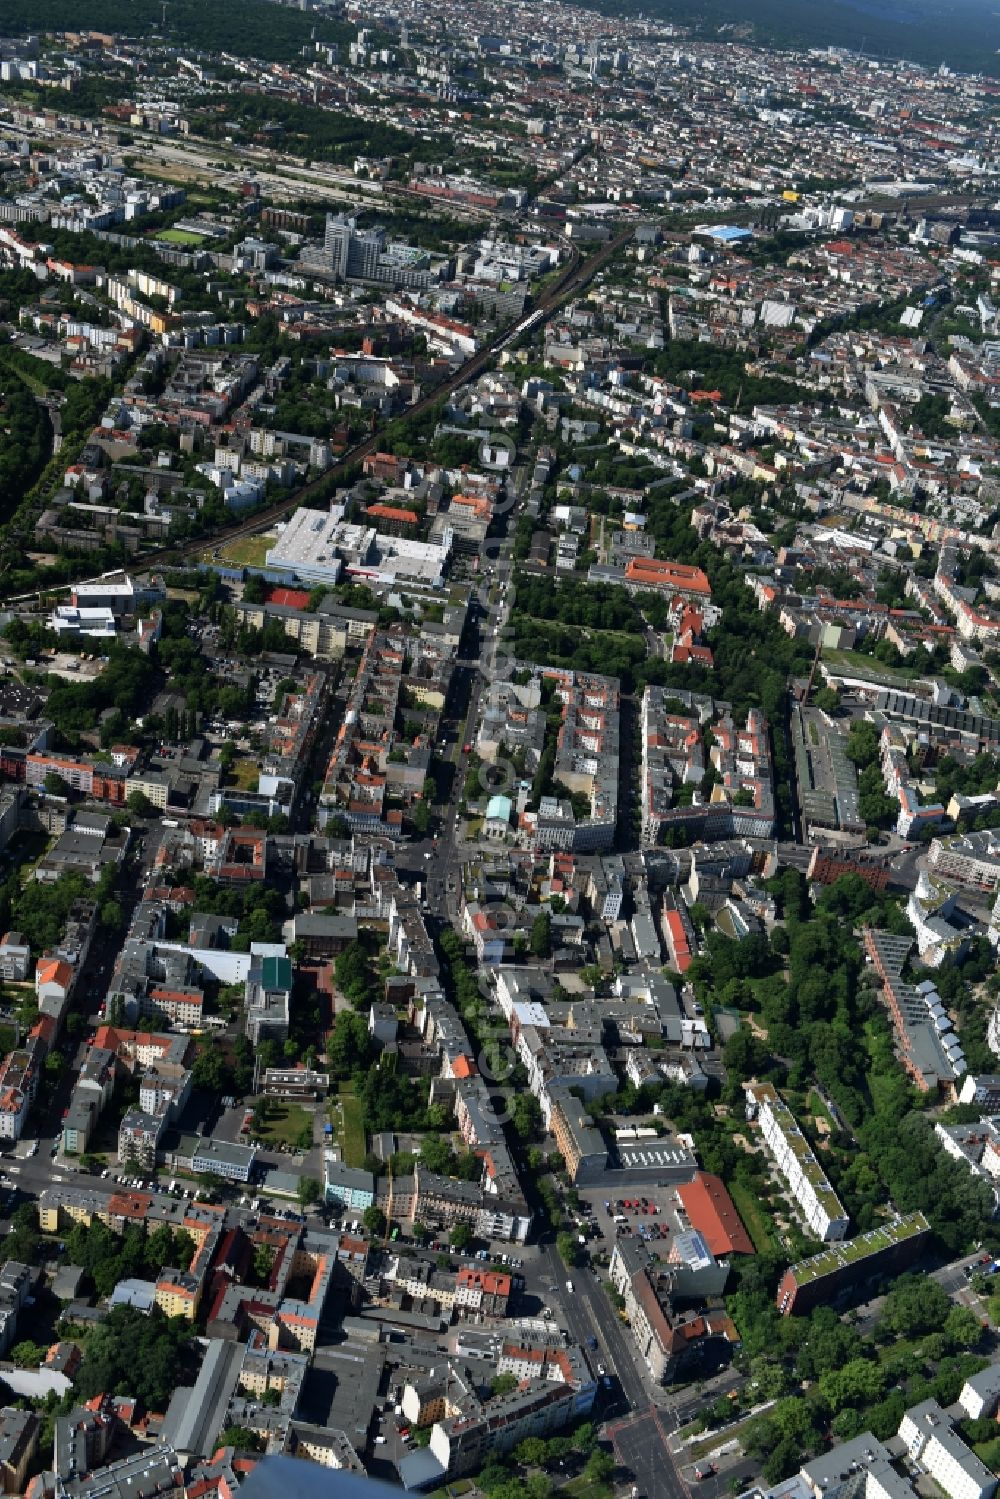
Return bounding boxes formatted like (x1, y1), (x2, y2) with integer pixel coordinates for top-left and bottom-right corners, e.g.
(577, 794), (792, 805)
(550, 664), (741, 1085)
(700, 224), (753, 243)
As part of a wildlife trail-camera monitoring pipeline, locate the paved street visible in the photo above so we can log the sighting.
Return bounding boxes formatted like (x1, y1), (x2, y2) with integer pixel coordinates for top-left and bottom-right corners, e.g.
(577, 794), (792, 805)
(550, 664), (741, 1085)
(610, 1407), (691, 1499)
(541, 1244), (643, 1410)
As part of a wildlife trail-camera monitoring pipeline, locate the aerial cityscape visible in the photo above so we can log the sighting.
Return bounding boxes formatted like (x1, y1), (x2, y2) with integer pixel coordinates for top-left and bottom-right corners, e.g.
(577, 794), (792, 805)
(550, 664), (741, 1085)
(2, 0), (1000, 1497)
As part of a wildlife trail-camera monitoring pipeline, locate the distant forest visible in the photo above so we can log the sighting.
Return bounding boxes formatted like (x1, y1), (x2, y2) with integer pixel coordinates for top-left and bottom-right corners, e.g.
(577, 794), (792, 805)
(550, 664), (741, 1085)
(0, 0), (353, 64)
(580, 0), (1000, 76)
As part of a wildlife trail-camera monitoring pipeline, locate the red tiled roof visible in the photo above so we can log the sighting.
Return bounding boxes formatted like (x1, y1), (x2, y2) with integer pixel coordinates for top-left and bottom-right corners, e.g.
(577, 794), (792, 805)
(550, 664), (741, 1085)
(676, 1171), (755, 1257)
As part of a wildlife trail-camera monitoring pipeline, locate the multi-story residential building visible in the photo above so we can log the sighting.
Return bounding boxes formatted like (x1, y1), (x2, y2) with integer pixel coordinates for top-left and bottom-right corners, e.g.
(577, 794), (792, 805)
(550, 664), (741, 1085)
(775, 1212), (931, 1315)
(454, 1267), (511, 1317)
(0, 933), (30, 982)
(745, 1083), (849, 1241)
(640, 688), (775, 845)
(429, 1375), (595, 1478)
(0, 1263), (31, 1357)
(930, 830), (1000, 893)
(234, 596), (377, 660)
(863, 928), (964, 1093)
(144, 984), (205, 1029)
(548, 1086), (608, 1183)
(0, 1040), (43, 1141)
(959, 1075), (1000, 1113)
(0, 1408), (38, 1495)
(609, 1238), (739, 1382)
(959, 1364), (1000, 1422)
(898, 1400), (997, 1499)
(118, 1109), (165, 1169)
(27, 1443), (184, 1499)
(323, 1159), (376, 1212)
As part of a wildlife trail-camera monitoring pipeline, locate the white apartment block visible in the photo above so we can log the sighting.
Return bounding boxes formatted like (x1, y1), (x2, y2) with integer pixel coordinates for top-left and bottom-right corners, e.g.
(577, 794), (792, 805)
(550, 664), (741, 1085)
(746, 1082), (849, 1242)
(899, 1400), (997, 1499)
(960, 1364), (1000, 1422)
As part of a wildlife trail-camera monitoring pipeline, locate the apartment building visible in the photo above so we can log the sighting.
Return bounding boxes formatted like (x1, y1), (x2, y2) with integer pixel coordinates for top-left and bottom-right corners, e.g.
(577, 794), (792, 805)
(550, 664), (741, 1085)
(959, 1364), (1000, 1422)
(863, 928), (964, 1093)
(929, 830), (1000, 892)
(0, 1263), (32, 1357)
(746, 1083), (849, 1241)
(323, 1159), (376, 1212)
(959, 1076), (1000, 1113)
(454, 1267), (511, 1317)
(776, 1212), (930, 1315)
(640, 688), (776, 846)
(0, 1408), (38, 1495)
(118, 1109), (165, 1169)
(429, 1377), (594, 1479)
(0, 1040), (43, 1141)
(0, 933), (30, 983)
(609, 1237), (739, 1382)
(27, 1444), (184, 1499)
(548, 1086), (608, 1183)
(898, 1400), (997, 1499)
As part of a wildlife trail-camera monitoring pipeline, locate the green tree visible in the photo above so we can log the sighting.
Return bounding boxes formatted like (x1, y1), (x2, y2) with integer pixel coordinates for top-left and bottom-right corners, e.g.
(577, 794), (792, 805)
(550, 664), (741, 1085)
(584, 1450), (615, 1485)
(530, 911), (552, 959)
(944, 1304), (983, 1350)
(819, 1358), (886, 1412)
(511, 1094), (542, 1142)
(10, 1340), (46, 1368)
(450, 1223), (473, 1251)
(363, 1206), (387, 1237)
(146, 1223), (175, 1274)
(556, 1231), (580, 1267)
(100, 899), (123, 930)
(514, 1437), (550, 1467)
(297, 1176), (321, 1208)
(218, 1426), (264, 1452)
(881, 1275), (951, 1338)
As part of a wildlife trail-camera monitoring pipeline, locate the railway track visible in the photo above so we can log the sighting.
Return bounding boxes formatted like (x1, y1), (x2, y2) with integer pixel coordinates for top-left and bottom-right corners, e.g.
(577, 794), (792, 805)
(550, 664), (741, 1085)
(112, 225), (635, 575)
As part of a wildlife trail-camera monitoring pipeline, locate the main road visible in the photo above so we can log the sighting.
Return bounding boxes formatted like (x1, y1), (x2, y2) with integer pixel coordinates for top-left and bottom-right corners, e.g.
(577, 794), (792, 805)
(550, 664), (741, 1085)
(533, 1242), (711, 1499)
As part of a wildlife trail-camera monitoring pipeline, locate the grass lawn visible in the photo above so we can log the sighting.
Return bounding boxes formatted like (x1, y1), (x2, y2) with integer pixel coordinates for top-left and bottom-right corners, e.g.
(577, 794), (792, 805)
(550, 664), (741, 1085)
(562, 1478), (614, 1499)
(336, 1084), (367, 1167)
(974, 1438), (1000, 1470)
(214, 532), (277, 568)
(157, 227), (207, 245)
(253, 1101), (312, 1148)
(728, 1179), (778, 1253)
(231, 759), (260, 791)
(823, 648), (919, 685)
(807, 1090), (834, 1129)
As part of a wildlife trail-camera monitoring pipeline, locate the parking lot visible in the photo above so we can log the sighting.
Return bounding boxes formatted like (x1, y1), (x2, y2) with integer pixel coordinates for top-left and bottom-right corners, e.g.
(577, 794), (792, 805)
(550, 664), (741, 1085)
(575, 1180), (691, 1257)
